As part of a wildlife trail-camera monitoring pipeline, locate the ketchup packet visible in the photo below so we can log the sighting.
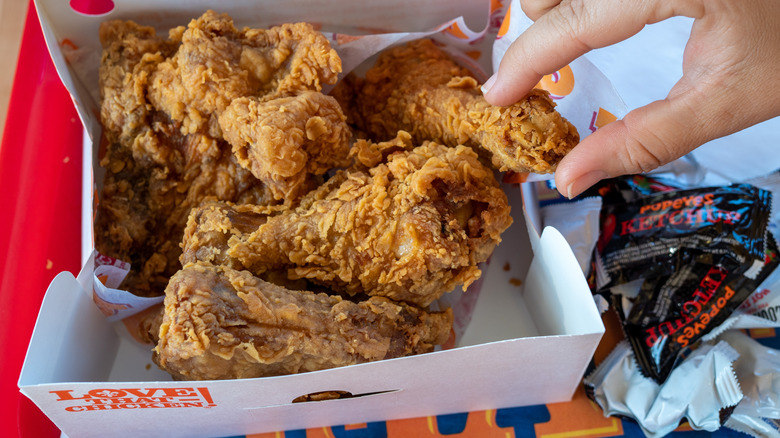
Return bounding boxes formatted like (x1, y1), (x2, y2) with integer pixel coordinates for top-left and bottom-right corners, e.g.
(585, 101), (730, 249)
(595, 184), (772, 291)
(614, 234), (779, 383)
(580, 174), (686, 205)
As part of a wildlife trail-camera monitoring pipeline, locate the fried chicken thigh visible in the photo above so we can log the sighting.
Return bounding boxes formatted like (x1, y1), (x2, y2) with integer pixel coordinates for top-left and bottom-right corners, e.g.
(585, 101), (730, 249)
(149, 10), (343, 135)
(185, 135), (513, 307)
(98, 18), (273, 296)
(96, 12), (349, 296)
(340, 39), (579, 174)
(155, 262), (453, 379)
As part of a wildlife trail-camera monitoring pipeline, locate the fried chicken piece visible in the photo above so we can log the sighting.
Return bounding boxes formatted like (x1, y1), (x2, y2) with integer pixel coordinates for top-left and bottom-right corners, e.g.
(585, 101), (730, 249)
(97, 18), (277, 296)
(99, 19), (180, 156)
(347, 129), (418, 170)
(95, 134), (274, 296)
(96, 12), (347, 296)
(341, 38), (579, 174)
(154, 262), (453, 380)
(181, 200), (320, 292)
(194, 136), (512, 307)
(219, 91), (352, 201)
(180, 200), (282, 268)
(149, 10), (342, 135)
(121, 303), (165, 345)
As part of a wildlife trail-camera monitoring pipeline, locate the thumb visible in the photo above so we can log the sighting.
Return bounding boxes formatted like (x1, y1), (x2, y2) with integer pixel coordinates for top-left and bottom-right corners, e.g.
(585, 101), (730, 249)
(554, 96), (710, 198)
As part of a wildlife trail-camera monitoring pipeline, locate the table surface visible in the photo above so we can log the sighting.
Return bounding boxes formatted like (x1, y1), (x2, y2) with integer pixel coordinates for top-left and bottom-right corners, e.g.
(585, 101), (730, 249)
(1, 2), (776, 438)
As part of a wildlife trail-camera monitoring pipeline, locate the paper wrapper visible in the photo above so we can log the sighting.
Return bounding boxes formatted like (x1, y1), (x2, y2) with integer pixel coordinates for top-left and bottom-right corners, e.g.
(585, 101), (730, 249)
(719, 330), (780, 438)
(49, 0), (625, 335)
(584, 340), (743, 437)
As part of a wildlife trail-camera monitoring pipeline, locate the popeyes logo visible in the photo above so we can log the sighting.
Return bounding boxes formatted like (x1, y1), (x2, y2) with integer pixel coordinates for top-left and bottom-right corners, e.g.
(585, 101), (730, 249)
(50, 387), (217, 412)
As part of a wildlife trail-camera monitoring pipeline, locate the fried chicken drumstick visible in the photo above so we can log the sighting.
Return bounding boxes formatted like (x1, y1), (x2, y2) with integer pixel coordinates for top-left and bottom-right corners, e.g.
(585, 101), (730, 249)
(183, 133), (513, 307)
(338, 39), (579, 174)
(155, 262), (453, 379)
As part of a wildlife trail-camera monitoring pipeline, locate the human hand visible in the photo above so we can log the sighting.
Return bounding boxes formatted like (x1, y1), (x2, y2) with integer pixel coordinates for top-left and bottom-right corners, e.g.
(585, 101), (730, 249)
(482, 0), (780, 198)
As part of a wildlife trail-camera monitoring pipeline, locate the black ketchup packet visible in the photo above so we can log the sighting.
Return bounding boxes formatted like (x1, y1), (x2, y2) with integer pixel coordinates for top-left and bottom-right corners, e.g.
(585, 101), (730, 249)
(580, 174), (686, 206)
(596, 182), (776, 383)
(614, 234), (779, 383)
(594, 183), (772, 291)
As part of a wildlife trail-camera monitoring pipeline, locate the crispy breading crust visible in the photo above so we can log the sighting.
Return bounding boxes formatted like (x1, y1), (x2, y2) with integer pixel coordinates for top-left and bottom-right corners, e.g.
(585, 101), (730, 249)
(219, 91), (352, 201)
(184, 136), (513, 307)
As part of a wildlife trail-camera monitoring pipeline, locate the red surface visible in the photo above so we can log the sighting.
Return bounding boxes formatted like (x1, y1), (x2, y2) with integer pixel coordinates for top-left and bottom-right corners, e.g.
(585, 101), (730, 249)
(0, 1), (83, 436)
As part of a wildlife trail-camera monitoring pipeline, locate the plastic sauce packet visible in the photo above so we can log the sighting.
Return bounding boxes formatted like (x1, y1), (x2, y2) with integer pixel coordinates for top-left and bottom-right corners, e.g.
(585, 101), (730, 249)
(571, 174), (687, 290)
(699, 254), (780, 340)
(718, 330), (780, 438)
(595, 184), (773, 290)
(614, 234), (780, 383)
(726, 414), (780, 438)
(580, 174), (688, 207)
(584, 340), (743, 438)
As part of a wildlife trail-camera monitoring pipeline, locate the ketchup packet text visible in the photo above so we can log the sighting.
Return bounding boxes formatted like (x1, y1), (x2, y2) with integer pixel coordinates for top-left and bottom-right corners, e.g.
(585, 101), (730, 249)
(595, 184), (772, 290)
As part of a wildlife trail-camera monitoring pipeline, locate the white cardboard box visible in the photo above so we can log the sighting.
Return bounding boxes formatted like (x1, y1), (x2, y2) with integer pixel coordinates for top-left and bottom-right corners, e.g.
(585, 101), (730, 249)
(19, 1), (605, 436)
(19, 213), (604, 438)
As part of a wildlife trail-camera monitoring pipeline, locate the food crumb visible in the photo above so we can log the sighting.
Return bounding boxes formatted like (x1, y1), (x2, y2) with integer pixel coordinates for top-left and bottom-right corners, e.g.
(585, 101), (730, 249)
(45, 259), (53, 270)
(503, 262), (510, 271)
(146, 364), (152, 370)
(509, 277), (522, 287)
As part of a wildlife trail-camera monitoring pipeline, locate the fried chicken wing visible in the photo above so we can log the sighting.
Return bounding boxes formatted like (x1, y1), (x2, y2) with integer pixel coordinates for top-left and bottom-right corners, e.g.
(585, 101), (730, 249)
(219, 91), (352, 201)
(184, 135), (512, 307)
(154, 262), (453, 379)
(339, 39), (579, 174)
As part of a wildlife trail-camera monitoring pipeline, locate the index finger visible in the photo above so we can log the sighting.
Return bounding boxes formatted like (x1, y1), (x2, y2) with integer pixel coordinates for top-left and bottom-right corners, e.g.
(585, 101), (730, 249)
(483, 0), (695, 106)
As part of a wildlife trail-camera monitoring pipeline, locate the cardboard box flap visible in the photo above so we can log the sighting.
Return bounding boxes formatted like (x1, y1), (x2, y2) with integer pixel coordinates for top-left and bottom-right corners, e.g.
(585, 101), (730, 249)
(19, 272), (118, 387)
(20, 329), (600, 438)
(525, 226), (603, 336)
(458, 198), (604, 346)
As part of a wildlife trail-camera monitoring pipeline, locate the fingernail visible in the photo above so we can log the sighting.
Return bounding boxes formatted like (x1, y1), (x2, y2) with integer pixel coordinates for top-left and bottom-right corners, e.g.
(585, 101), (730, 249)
(566, 170), (607, 199)
(481, 73), (497, 95)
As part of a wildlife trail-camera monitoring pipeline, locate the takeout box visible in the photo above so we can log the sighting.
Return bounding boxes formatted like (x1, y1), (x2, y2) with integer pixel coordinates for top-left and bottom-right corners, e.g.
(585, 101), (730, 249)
(19, 0), (606, 436)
